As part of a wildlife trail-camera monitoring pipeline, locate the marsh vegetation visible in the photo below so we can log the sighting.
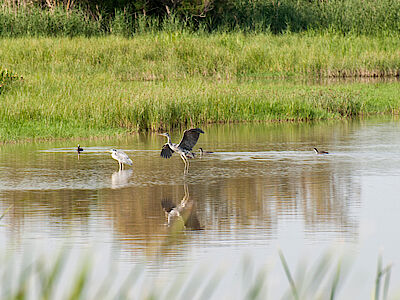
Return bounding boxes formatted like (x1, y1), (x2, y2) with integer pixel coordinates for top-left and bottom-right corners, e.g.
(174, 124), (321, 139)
(1, 34), (400, 141)
(1, 0), (400, 141)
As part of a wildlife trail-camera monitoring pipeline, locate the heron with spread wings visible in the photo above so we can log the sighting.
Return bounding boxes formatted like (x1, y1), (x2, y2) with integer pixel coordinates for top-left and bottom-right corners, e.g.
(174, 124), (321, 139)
(159, 128), (204, 174)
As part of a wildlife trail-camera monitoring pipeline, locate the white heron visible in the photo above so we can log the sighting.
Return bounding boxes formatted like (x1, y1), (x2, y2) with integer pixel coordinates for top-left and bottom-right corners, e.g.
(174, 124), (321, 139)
(110, 149), (133, 170)
(159, 128), (204, 174)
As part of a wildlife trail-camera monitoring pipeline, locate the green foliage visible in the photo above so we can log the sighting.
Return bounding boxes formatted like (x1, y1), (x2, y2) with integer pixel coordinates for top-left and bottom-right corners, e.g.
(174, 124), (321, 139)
(1, 0), (400, 36)
(0, 5), (102, 37)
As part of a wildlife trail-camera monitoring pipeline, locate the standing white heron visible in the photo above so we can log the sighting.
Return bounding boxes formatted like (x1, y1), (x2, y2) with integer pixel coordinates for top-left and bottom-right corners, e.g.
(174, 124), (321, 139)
(159, 128), (204, 174)
(110, 149), (133, 170)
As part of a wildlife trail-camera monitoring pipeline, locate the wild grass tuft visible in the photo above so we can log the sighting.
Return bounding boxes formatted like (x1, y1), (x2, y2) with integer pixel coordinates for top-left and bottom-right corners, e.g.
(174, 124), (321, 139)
(375, 253), (393, 300)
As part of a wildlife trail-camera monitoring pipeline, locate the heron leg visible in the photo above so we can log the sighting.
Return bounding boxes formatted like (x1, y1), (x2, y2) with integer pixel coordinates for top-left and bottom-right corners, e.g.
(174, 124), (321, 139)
(184, 183), (189, 197)
(180, 155), (188, 174)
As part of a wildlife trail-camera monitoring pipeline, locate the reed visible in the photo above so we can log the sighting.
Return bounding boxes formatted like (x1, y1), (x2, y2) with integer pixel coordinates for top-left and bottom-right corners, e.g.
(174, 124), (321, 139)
(0, 204), (12, 221)
(1, 0), (400, 36)
(0, 246), (394, 299)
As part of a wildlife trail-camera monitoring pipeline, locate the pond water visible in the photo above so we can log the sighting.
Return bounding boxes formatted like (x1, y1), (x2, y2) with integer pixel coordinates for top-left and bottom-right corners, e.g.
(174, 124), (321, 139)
(1, 117), (400, 298)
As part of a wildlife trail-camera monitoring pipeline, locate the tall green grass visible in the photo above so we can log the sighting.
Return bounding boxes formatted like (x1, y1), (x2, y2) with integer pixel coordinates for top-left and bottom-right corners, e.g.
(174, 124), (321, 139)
(1, 0), (400, 36)
(212, 0), (400, 35)
(1, 35), (400, 141)
(0, 6), (102, 37)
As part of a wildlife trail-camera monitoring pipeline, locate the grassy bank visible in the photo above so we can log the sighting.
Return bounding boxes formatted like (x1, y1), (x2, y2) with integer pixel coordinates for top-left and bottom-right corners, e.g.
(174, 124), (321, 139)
(1, 34), (400, 142)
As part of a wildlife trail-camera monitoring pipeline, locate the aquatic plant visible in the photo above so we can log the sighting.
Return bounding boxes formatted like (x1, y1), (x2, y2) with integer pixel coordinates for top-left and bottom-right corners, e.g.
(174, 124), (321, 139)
(0, 246), (395, 299)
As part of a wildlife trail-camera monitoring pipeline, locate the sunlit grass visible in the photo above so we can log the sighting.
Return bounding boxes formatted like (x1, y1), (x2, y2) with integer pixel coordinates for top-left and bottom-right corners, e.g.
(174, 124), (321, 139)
(1, 35), (400, 142)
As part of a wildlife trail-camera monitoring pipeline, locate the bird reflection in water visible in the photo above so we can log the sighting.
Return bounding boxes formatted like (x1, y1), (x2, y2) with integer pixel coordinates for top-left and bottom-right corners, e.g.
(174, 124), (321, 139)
(161, 183), (202, 230)
(111, 169), (133, 189)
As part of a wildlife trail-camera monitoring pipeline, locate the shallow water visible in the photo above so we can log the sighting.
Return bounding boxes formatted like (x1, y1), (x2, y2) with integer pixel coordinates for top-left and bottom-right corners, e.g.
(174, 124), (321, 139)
(1, 117), (400, 297)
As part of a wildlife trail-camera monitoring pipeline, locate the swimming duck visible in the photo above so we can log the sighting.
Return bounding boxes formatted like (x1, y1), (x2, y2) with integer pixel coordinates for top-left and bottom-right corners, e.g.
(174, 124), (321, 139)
(199, 147), (213, 156)
(314, 147), (329, 155)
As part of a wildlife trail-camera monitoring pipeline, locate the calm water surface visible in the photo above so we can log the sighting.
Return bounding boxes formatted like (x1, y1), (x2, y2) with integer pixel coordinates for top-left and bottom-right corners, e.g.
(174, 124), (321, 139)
(1, 118), (400, 297)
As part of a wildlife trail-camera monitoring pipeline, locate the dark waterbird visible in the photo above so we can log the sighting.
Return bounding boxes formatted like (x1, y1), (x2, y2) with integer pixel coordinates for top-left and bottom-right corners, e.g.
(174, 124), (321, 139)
(314, 147), (329, 155)
(159, 128), (204, 174)
(199, 147), (213, 156)
(77, 144), (83, 153)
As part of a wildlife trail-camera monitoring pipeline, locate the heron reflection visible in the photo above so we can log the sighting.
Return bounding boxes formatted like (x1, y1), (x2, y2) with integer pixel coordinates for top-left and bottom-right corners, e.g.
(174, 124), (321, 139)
(111, 169), (133, 189)
(161, 183), (202, 230)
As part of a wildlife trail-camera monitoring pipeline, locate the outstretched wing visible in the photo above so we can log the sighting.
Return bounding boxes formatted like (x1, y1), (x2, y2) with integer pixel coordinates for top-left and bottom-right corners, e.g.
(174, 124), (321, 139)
(161, 144), (174, 158)
(178, 128), (204, 151)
